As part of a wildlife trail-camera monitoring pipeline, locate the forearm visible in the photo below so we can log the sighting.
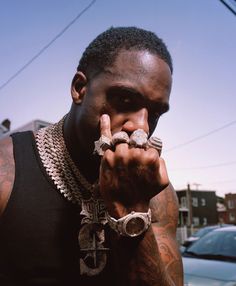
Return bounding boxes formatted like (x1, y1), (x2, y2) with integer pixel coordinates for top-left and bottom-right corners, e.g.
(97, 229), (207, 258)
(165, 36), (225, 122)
(110, 226), (175, 286)
(98, 116), (182, 284)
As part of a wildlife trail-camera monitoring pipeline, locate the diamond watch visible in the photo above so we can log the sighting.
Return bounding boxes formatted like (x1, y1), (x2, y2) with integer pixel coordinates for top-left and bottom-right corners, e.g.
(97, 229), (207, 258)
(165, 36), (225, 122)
(106, 209), (152, 237)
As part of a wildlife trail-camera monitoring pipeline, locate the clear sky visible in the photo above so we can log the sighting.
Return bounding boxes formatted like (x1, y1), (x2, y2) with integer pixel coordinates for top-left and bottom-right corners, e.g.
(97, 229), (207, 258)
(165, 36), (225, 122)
(0, 0), (235, 197)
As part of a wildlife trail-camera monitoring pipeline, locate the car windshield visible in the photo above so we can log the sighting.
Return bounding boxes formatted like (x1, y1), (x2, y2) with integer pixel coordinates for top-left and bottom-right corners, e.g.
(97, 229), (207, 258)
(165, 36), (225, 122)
(184, 230), (236, 262)
(191, 227), (214, 237)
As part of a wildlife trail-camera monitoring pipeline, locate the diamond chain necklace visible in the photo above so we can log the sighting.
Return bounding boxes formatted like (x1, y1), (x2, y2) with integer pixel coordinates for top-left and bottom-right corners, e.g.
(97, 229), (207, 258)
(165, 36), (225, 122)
(36, 116), (97, 204)
(36, 118), (109, 276)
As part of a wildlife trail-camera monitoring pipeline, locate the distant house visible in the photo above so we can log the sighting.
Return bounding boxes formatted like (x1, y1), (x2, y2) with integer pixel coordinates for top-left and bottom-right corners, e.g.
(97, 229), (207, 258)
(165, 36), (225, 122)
(0, 119), (11, 137)
(217, 196), (228, 224)
(0, 124), (8, 137)
(177, 187), (218, 228)
(225, 193), (236, 224)
(0, 119), (51, 140)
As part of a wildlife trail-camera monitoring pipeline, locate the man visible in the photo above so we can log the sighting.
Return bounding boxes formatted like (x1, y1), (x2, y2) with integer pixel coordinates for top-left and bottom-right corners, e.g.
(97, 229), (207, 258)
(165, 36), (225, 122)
(0, 27), (183, 285)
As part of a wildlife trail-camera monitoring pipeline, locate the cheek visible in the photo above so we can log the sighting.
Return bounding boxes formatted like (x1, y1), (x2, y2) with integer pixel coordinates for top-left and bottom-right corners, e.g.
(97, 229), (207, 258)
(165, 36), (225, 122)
(95, 101), (120, 131)
(148, 118), (159, 136)
(81, 99), (112, 137)
(83, 95), (105, 119)
(79, 103), (100, 138)
(109, 113), (128, 134)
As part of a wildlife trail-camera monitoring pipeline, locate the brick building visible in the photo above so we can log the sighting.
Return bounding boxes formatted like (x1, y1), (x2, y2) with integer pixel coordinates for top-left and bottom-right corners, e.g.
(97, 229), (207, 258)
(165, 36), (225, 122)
(177, 186), (218, 227)
(0, 119), (51, 140)
(225, 193), (236, 224)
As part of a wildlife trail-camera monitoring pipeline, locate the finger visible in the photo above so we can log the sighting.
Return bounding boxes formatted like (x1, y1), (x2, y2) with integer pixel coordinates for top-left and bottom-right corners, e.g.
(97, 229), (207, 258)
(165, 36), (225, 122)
(114, 143), (130, 165)
(158, 158), (170, 189)
(100, 114), (112, 139)
(102, 148), (116, 168)
(144, 147), (160, 162)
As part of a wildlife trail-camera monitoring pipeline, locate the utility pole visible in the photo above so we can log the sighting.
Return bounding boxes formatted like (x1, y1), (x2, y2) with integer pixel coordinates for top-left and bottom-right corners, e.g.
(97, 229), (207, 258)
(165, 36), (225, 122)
(193, 183), (201, 190)
(186, 183), (193, 234)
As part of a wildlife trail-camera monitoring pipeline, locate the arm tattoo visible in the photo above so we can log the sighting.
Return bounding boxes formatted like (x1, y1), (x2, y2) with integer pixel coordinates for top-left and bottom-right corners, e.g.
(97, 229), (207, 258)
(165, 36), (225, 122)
(110, 185), (183, 285)
(150, 184), (184, 285)
(0, 137), (14, 216)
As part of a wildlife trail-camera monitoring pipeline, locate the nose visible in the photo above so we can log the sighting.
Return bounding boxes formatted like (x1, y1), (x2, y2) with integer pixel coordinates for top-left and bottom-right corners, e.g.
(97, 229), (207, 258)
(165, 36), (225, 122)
(121, 108), (149, 135)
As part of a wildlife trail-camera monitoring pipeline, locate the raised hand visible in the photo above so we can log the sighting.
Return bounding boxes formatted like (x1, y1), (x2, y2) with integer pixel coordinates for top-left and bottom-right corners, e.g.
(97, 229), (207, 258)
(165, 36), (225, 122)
(98, 114), (169, 219)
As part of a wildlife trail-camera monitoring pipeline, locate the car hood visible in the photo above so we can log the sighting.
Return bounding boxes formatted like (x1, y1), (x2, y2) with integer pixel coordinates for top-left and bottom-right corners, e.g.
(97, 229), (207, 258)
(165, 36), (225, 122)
(183, 257), (236, 285)
(186, 236), (199, 242)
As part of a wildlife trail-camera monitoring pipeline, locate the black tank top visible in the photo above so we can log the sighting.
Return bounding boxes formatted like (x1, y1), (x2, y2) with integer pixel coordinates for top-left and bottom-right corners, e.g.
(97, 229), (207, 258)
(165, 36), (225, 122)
(0, 132), (113, 286)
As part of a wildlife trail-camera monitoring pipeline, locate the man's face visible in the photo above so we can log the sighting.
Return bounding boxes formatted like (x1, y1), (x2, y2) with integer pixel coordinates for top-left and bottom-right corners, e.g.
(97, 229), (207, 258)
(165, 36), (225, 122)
(77, 50), (172, 151)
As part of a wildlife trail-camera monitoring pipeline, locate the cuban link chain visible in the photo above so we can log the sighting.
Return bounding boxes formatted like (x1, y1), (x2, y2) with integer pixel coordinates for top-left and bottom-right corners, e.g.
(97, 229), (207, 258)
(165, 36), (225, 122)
(36, 117), (108, 276)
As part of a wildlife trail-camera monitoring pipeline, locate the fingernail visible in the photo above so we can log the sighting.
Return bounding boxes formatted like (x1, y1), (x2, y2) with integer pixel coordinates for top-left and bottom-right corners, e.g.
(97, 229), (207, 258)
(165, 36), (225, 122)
(101, 114), (109, 122)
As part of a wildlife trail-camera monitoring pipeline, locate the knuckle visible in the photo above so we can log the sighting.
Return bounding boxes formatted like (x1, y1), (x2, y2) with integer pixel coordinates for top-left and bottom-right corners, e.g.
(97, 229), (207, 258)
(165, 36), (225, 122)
(102, 150), (113, 165)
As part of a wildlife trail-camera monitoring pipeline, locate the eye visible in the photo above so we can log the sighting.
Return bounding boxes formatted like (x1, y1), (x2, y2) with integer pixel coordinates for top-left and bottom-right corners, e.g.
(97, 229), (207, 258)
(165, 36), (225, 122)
(106, 87), (144, 113)
(114, 95), (136, 112)
(120, 95), (133, 106)
(123, 96), (131, 104)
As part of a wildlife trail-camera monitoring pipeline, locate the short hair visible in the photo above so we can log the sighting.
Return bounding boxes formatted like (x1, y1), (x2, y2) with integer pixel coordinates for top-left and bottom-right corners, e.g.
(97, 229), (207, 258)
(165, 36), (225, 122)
(77, 26), (173, 78)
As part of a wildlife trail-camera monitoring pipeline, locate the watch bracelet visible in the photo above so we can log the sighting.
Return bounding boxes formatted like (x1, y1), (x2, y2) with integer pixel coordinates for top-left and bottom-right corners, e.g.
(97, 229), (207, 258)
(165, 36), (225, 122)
(106, 208), (152, 237)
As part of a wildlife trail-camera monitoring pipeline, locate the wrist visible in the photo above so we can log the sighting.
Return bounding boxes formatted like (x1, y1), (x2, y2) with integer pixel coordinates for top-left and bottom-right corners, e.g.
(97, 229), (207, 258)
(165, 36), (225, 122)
(105, 201), (150, 219)
(106, 208), (152, 238)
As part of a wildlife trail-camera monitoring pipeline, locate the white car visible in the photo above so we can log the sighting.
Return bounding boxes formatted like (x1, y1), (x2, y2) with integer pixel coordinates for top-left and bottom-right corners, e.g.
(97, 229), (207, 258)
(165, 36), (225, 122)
(182, 226), (236, 286)
(183, 224), (232, 248)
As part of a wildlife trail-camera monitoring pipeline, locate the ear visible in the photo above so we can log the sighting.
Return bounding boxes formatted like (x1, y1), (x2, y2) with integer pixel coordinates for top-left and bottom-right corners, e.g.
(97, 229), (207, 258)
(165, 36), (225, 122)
(71, 71), (87, 104)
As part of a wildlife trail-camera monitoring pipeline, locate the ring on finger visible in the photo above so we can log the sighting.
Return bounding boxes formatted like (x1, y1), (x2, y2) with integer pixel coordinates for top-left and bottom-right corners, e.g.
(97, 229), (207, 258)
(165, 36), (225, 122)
(94, 135), (112, 156)
(111, 131), (129, 146)
(129, 129), (148, 148)
(147, 136), (162, 155)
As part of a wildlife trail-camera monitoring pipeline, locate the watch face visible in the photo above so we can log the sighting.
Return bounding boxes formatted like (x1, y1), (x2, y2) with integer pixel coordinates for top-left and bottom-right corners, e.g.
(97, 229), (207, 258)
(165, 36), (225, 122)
(125, 216), (146, 237)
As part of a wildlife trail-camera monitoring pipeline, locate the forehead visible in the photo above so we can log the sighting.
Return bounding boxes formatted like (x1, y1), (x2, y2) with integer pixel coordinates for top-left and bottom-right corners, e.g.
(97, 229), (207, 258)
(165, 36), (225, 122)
(111, 49), (169, 74)
(101, 50), (172, 99)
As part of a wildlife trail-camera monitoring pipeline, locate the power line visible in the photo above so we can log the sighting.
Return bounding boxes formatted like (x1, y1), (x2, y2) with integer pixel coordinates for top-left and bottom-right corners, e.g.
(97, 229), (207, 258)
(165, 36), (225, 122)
(175, 179), (236, 191)
(164, 119), (236, 152)
(169, 160), (236, 171)
(219, 0), (236, 16)
(0, 0), (97, 92)
(202, 178), (236, 185)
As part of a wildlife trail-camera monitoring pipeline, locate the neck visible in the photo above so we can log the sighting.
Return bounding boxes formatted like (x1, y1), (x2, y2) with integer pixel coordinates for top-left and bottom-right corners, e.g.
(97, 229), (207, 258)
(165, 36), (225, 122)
(63, 113), (101, 183)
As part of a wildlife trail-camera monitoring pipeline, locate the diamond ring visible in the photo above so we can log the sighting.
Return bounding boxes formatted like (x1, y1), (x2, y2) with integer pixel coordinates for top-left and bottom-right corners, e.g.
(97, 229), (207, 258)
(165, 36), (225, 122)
(94, 135), (112, 156)
(129, 129), (148, 148)
(147, 137), (162, 155)
(111, 131), (129, 146)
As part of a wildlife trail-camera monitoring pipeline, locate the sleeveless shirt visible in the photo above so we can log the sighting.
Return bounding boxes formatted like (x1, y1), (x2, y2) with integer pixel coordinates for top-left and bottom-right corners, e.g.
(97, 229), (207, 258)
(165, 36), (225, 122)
(0, 131), (113, 286)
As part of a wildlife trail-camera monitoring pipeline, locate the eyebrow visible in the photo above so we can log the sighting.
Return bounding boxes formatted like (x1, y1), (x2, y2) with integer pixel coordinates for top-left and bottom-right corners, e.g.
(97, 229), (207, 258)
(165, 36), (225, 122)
(107, 85), (142, 97)
(107, 85), (170, 114)
(106, 85), (144, 103)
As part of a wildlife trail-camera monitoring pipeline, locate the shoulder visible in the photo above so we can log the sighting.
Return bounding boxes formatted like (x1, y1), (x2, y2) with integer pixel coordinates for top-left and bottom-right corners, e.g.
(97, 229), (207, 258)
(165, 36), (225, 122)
(0, 136), (15, 216)
(150, 183), (179, 234)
